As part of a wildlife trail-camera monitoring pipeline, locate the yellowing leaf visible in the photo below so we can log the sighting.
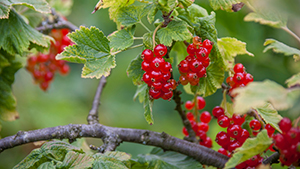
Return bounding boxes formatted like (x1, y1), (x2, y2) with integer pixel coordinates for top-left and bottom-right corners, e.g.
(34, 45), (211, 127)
(224, 130), (272, 169)
(286, 73), (300, 88)
(218, 37), (253, 71)
(263, 39), (300, 62)
(232, 80), (300, 114)
(255, 103), (282, 133)
(56, 26), (116, 79)
(209, 0), (244, 12)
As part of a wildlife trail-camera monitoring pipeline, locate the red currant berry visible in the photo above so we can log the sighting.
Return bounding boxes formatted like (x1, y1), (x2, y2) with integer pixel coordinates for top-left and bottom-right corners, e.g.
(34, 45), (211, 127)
(202, 57), (210, 68)
(189, 78), (199, 86)
(249, 119), (261, 130)
(278, 117), (292, 133)
(244, 73), (254, 84)
(27, 56), (38, 67)
(200, 136), (212, 148)
(189, 60), (203, 72)
(218, 148), (229, 156)
(265, 124), (275, 136)
(33, 70), (43, 80)
(185, 55), (195, 63)
(40, 81), (49, 91)
(178, 60), (189, 73)
(142, 72), (151, 85)
(182, 127), (189, 136)
(151, 82), (162, 90)
(238, 129), (250, 144)
(215, 131), (230, 147)
(190, 120), (198, 132)
(60, 64), (70, 75)
(161, 61), (172, 73)
(226, 76), (235, 86)
(37, 53), (49, 62)
(196, 96), (206, 110)
(149, 89), (161, 99)
(169, 79), (177, 90)
(232, 114), (245, 126)
(179, 75), (188, 85)
(154, 44), (168, 57)
(227, 124), (243, 138)
(44, 71), (54, 82)
(197, 122), (209, 132)
(149, 71), (162, 82)
(202, 39), (213, 51)
(196, 130), (207, 141)
(233, 72), (244, 84)
(187, 44), (197, 55)
(141, 49), (154, 61)
(193, 36), (202, 46)
(233, 63), (244, 73)
(162, 72), (171, 82)
(246, 155), (260, 167)
(200, 111), (211, 123)
(195, 47), (209, 60)
(218, 115), (230, 128)
(162, 91), (173, 100)
(227, 140), (241, 152)
(150, 57), (165, 71)
(186, 72), (198, 82)
(212, 106), (224, 118)
(161, 82), (172, 93)
(141, 61), (151, 72)
(186, 112), (195, 121)
(185, 101), (195, 110)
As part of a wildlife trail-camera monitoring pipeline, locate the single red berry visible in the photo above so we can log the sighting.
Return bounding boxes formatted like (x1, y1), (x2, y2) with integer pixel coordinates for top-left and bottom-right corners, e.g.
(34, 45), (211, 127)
(200, 136), (212, 148)
(149, 71), (162, 82)
(151, 82), (162, 91)
(196, 130), (207, 141)
(161, 61), (172, 73)
(141, 61), (150, 71)
(233, 72), (245, 84)
(187, 44), (197, 55)
(278, 117), (292, 133)
(161, 91), (173, 100)
(186, 112), (195, 121)
(218, 115), (230, 128)
(186, 72), (198, 82)
(233, 63), (244, 73)
(141, 49), (154, 61)
(189, 60), (203, 73)
(40, 81), (49, 91)
(60, 64), (70, 75)
(215, 131), (230, 147)
(200, 111), (211, 123)
(244, 73), (254, 84)
(149, 89), (161, 99)
(195, 47), (209, 60)
(246, 155), (260, 167)
(185, 101), (195, 110)
(197, 122), (209, 132)
(185, 55), (195, 63)
(55, 60), (65, 67)
(33, 70), (43, 80)
(212, 106), (224, 118)
(190, 120), (198, 132)
(202, 57), (210, 68)
(218, 148), (229, 156)
(169, 79), (177, 90)
(196, 66), (206, 78)
(178, 60), (189, 73)
(37, 53), (49, 62)
(44, 71), (54, 82)
(142, 72), (151, 85)
(232, 114), (245, 126)
(179, 75), (188, 85)
(162, 72), (171, 82)
(202, 39), (213, 51)
(226, 76), (235, 86)
(249, 119), (261, 130)
(196, 96), (206, 110)
(189, 78), (199, 86)
(182, 127), (189, 136)
(161, 82), (172, 93)
(193, 36), (202, 46)
(238, 129), (250, 144)
(227, 124), (243, 138)
(265, 124), (275, 136)
(252, 131), (259, 136)
(154, 44), (168, 57)
(227, 140), (241, 152)
(150, 57), (165, 71)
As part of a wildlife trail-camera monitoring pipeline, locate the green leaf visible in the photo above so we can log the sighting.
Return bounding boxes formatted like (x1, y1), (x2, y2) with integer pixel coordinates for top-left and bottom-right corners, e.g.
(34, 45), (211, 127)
(13, 149), (49, 169)
(147, 3), (158, 24)
(143, 32), (155, 49)
(217, 37), (253, 71)
(255, 103), (282, 133)
(16, 6), (43, 27)
(0, 9), (52, 55)
(134, 84), (148, 103)
(157, 20), (193, 46)
(0, 0), (50, 19)
(115, 5), (149, 27)
(0, 50), (21, 122)
(93, 151), (131, 169)
(195, 62), (225, 97)
(178, 0), (194, 8)
(232, 80), (300, 114)
(209, 0), (243, 12)
(169, 41), (188, 66)
(37, 162), (55, 169)
(49, 0), (73, 16)
(157, 0), (178, 13)
(176, 4), (208, 27)
(108, 26), (135, 52)
(263, 39), (300, 62)
(286, 73), (300, 88)
(56, 26), (116, 79)
(56, 151), (94, 169)
(144, 88), (154, 125)
(127, 54), (144, 85)
(224, 130), (272, 169)
(136, 148), (204, 169)
(244, 1), (287, 28)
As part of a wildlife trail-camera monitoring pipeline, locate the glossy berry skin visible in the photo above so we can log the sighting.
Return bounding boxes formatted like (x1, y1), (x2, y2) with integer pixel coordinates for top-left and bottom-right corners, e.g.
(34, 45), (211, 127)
(178, 60), (189, 73)
(238, 129), (250, 144)
(227, 124), (243, 138)
(40, 81), (49, 91)
(150, 57), (165, 71)
(179, 75), (188, 85)
(215, 131), (230, 147)
(233, 63), (244, 73)
(232, 114), (245, 126)
(141, 49), (154, 61)
(226, 76), (235, 86)
(233, 72), (244, 84)
(212, 106), (225, 118)
(196, 96), (206, 110)
(44, 72), (54, 82)
(265, 124), (275, 136)
(198, 122), (209, 132)
(149, 89), (161, 99)
(278, 117), (292, 133)
(249, 119), (261, 130)
(141, 61), (151, 72)
(227, 140), (241, 152)
(200, 136), (212, 148)
(202, 39), (213, 51)
(182, 127), (188, 136)
(154, 44), (168, 57)
(161, 62), (172, 73)
(186, 112), (195, 121)
(197, 130), (207, 141)
(218, 115), (230, 128)
(218, 148), (229, 156)
(187, 44), (197, 55)
(185, 101), (195, 110)
(200, 111), (211, 123)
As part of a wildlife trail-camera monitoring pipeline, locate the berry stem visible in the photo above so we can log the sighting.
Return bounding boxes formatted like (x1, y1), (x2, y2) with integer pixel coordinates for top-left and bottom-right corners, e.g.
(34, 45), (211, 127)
(152, 23), (163, 50)
(281, 26), (300, 45)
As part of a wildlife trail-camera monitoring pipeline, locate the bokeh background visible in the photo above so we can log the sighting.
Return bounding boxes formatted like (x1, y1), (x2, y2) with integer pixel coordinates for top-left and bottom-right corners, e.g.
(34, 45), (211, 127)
(1, 0), (300, 168)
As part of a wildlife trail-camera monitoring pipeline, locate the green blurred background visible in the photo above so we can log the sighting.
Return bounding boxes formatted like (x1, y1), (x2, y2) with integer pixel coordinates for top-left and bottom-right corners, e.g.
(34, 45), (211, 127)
(1, 0), (300, 168)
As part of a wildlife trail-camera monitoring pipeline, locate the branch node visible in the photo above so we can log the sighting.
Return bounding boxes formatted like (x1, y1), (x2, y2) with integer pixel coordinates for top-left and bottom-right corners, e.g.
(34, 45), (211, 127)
(141, 131), (150, 144)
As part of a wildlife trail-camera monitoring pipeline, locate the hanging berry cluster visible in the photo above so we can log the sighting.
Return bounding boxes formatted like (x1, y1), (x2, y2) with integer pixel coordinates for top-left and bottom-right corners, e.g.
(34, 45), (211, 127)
(182, 97), (213, 148)
(178, 37), (212, 86)
(141, 44), (176, 100)
(226, 63), (253, 97)
(273, 118), (300, 166)
(26, 28), (72, 91)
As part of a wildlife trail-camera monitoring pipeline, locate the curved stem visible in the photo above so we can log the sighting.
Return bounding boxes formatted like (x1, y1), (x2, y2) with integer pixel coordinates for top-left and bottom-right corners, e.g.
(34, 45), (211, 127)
(152, 23), (163, 50)
(111, 43), (143, 55)
(139, 21), (151, 33)
(282, 26), (300, 45)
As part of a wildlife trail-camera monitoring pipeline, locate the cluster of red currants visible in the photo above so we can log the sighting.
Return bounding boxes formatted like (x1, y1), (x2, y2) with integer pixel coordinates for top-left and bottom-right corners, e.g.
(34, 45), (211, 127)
(182, 97), (213, 148)
(26, 28), (71, 91)
(178, 37), (212, 86)
(141, 44), (176, 100)
(273, 118), (300, 166)
(214, 107), (274, 168)
(226, 63), (253, 97)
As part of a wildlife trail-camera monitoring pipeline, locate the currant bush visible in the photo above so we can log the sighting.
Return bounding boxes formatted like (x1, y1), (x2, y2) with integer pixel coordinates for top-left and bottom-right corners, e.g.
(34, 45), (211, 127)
(26, 28), (72, 91)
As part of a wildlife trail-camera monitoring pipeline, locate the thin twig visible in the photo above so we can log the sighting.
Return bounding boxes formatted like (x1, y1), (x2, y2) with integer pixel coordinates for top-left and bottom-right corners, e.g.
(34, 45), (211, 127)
(282, 26), (300, 45)
(87, 76), (107, 124)
(0, 124), (229, 168)
(152, 23), (163, 49)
